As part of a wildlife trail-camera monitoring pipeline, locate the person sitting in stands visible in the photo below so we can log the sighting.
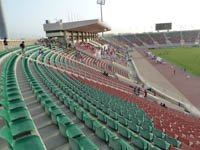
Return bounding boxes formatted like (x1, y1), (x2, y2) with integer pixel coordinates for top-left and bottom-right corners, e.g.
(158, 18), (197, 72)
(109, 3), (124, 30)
(103, 71), (108, 76)
(39, 48), (43, 55)
(144, 90), (147, 98)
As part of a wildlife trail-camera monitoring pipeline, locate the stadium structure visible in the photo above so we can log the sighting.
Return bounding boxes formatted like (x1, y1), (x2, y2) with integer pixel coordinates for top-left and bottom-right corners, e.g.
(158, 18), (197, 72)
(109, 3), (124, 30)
(0, 6), (200, 150)
(0, 0), (8, 39)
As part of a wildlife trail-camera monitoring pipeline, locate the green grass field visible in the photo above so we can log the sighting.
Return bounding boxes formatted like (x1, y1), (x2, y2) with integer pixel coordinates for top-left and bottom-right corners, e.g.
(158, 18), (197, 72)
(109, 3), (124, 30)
(151, 47), (200, 78)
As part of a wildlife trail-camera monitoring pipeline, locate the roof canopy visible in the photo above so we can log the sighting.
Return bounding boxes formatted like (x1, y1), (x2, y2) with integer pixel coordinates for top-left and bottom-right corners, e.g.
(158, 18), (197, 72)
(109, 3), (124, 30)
(44, 19), (111, 33)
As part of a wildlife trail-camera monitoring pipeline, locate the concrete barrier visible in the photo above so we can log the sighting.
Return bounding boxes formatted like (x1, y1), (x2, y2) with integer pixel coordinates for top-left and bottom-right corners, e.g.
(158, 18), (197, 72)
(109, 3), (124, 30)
(112, 62), (129, 72)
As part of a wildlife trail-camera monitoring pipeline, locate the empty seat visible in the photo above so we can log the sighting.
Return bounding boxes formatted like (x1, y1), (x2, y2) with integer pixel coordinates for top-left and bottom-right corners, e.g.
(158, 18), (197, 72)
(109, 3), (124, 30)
(69, 136), (99, 150)
(165, 135), (181, 147)
(10, 119), (35, 137)
(139, 128), (153, 142)
(118, 123), (132, 140)
(97, 110), (107, 123)
(118, 115), (128, 126)
(12, 135), (45, 150)
(57, 115), (73, 137)
(76, 107), (85, 121)
(109, 136), (134, 150)
(131, 134), (148, 150)
(107, 117), (118, 131)
(95, 127), (110, 143)
(153, 128), (165, 139)
(128, 121), (140, 134)
(153, 137), (170, 150)
(89, 105), (97, 116)
(50, 108), (64, 125)
(66, 124), (83, 139)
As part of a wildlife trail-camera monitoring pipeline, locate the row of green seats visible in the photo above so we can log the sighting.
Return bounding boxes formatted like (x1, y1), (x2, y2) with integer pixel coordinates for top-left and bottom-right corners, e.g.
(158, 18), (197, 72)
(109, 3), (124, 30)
(0, 54), (45, 150)
(48, 66), (181, 150)
(49, 68), (162, 150)
(29, 58), (98, 150)
(39, 47), (181, 150)
(40, 63), (134, 150)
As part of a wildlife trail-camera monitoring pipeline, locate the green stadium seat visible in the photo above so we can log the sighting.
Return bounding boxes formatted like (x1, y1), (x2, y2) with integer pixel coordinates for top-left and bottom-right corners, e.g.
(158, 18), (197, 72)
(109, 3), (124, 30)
(110, 111), (118, 120)
(76, 107), (86, 121)
(153, 128), (165, 139)
(107, 116), (118, 131)
(118, 123), (132, 140)
(139, 128), (154, 142)
(153, 137), (170, 150)
(12, 135), (45, 150)
(7, 100), (26, 110)
(69, 102), (78, 114)
(83, 101), (90, 111)
(69, 136), (99, 150)
(89, 105), (97, 116)
(165, 135), (181, 147)
(84, 115), (96, 130)
(109, 136), (134, 150)
(9, 107), (29, 122)
(95, 127), (109, 143)
(97, 110), (107, 123)
(0, 126), (13, 146)
(141, 123), (153, 132)
(10, 119), (35, 137)
(131, 134), (148, 150)
(57, 115), (73, 137)
(50, 108), (64, 125)
(131, 117), (141, 126)
(128, 121), (140, 133)
(66, 124), (83, 138)
(118, 115), (128, 126)
(92, 120), (103, 131)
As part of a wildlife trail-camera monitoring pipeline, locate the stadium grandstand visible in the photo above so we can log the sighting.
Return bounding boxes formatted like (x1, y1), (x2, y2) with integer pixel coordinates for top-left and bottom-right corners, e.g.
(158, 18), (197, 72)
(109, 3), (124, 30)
(1, 2), (200, 150)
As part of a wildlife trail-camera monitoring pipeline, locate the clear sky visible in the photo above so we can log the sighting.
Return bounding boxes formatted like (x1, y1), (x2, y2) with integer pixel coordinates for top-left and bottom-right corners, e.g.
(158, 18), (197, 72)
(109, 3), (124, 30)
(2, 0), (200, 39)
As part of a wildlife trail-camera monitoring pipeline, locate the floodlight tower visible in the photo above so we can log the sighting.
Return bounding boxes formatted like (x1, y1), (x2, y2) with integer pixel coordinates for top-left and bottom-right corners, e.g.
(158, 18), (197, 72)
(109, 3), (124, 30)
(0, 0), (7, 39)
(97, 0), (105, 36)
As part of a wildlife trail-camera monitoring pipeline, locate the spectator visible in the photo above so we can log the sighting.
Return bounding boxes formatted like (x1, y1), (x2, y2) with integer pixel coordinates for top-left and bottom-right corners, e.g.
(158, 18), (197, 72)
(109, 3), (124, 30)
(3, 38), (9, 52)
(133, 87), (136, 96)
(173, 69), (176, 75)
(138, 87), (140, 95)
(20, 41), (25, 56)
(144, 90), (147, 98)
(39, 48), (43, 55)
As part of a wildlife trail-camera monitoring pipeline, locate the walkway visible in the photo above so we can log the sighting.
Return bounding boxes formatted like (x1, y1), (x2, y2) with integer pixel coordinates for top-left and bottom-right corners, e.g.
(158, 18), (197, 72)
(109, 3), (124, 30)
(130, 49), (200, 116)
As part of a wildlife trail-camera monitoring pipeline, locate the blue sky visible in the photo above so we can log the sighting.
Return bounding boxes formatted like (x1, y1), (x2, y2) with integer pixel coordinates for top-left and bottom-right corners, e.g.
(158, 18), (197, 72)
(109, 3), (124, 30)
(2, 0), (200, 39)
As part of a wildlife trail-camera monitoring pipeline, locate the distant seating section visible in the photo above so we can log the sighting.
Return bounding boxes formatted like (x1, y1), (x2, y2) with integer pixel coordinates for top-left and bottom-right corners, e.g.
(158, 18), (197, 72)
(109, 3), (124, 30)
(136, 34), (154, 45)
(108, 30), (200, 46)
(165, 32), (181, 44)
(182, 31), (198, 43)
(76, 42), (100, 56)
(149, 33), (166, 44)
(124, 35), (144, 46)
(112, 36), (133, 47)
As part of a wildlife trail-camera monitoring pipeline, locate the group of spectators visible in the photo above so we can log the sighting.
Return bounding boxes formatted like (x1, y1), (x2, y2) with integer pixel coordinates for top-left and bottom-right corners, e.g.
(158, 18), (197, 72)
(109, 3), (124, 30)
(133, 86), (148, 98)
(3, 38), (25, 56)
(101, 46), (127, 66)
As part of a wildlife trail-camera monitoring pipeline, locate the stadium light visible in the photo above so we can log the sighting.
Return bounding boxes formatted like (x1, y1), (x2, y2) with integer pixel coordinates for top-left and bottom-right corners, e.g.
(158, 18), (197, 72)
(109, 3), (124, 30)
(97, 0), (105, 36)
(97, 0), (105, 22)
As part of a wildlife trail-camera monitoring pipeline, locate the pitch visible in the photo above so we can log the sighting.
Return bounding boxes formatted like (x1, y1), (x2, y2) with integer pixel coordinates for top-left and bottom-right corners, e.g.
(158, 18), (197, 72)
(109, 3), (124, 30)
(151, 47), (200, 78)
